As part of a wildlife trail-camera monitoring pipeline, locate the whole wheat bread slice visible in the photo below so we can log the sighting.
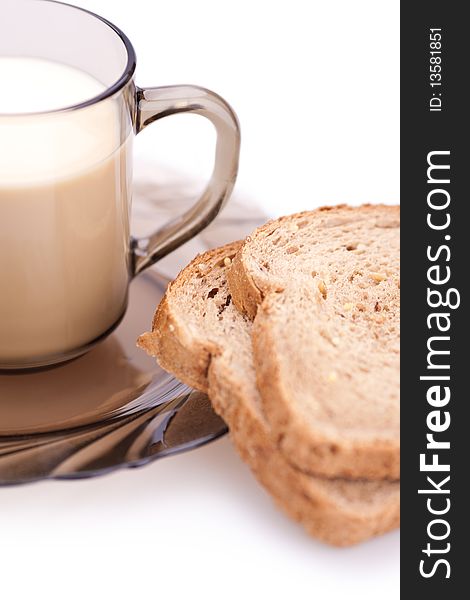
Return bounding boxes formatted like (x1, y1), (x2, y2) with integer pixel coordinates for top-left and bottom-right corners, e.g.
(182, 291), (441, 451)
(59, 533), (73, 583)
(228, 205), (400, 480)
(138, 242), (399, 546)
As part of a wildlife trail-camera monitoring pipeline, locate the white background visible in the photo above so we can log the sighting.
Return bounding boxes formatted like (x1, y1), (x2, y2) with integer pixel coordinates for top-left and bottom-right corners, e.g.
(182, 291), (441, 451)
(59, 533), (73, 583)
(0, 1), (399, 598)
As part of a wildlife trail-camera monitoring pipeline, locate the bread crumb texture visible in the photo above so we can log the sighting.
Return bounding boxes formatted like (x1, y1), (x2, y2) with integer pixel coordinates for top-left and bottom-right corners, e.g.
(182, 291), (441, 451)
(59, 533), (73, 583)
(230, 205), (400, 480)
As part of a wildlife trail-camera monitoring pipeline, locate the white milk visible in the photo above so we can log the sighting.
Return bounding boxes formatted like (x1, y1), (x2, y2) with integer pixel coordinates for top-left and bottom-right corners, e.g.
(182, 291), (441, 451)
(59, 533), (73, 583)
(0, 58), (133, 364)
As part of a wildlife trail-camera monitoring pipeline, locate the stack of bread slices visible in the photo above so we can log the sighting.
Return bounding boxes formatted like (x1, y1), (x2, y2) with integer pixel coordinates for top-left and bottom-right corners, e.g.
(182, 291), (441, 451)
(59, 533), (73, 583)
(138, 205), (400, 546)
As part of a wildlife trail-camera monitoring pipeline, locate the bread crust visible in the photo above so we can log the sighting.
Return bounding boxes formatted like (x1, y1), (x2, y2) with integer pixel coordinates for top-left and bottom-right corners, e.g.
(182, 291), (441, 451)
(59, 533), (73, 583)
(138, 242), (400, 545)
(228, 247), (262, 320)
(228, 205), (400, 480)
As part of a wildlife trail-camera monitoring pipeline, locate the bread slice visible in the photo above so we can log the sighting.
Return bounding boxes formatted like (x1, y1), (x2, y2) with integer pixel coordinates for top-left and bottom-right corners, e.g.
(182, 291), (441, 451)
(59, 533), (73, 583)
(228, 205), (400, 480)
(137, 242), (399, 546)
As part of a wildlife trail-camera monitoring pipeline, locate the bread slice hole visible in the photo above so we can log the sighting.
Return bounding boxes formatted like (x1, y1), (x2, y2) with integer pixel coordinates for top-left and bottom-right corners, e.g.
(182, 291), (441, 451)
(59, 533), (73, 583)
(217, 294), (232, 317)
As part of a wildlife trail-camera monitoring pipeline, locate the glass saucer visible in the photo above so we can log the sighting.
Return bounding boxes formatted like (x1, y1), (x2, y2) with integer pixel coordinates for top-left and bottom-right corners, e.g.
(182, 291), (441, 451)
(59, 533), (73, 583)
(0, 167), (268, 486)
(0, 270), (227, 485)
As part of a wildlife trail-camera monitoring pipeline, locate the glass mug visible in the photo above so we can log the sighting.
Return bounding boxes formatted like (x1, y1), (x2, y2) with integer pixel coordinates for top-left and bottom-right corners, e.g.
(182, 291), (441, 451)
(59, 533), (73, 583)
(0, 0), (240, 369)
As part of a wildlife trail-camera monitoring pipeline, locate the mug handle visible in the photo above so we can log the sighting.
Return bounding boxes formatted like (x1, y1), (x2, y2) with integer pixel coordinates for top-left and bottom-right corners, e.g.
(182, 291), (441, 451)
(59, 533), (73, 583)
(131, 85), (240, 276)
